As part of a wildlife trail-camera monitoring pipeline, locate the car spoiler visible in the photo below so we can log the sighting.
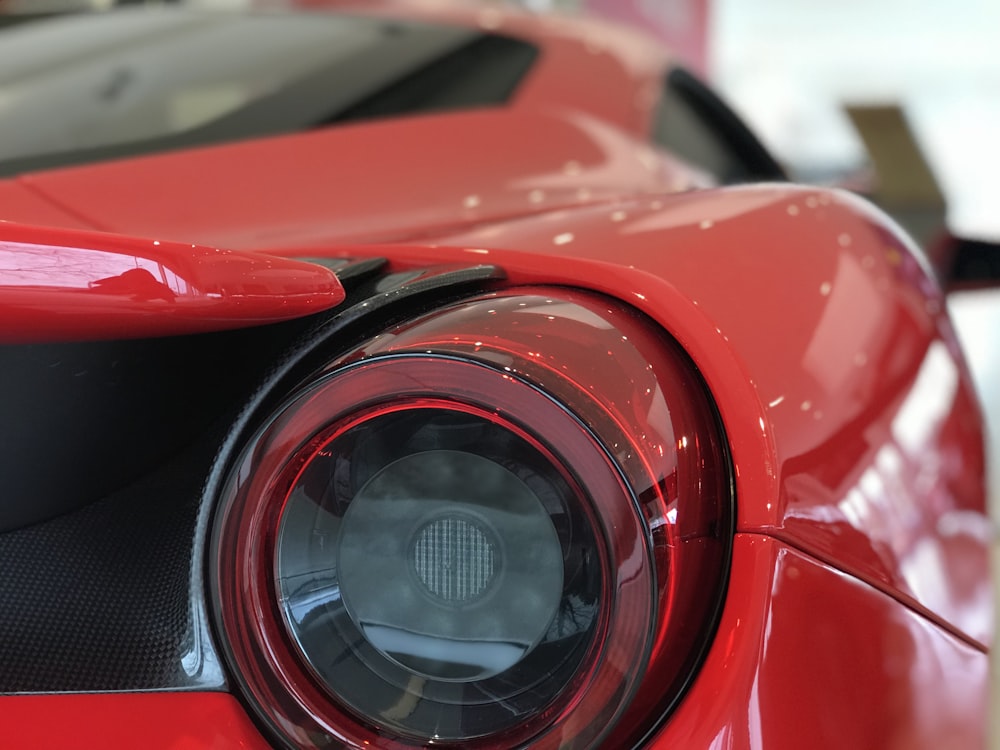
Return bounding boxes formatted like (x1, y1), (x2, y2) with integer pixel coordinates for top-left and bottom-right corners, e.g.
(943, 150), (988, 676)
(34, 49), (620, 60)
(0, 222), (345, 343)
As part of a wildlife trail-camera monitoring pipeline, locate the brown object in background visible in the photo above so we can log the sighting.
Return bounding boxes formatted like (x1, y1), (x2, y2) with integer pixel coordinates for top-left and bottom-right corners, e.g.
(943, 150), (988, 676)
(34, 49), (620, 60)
(845, 103), (948, 265)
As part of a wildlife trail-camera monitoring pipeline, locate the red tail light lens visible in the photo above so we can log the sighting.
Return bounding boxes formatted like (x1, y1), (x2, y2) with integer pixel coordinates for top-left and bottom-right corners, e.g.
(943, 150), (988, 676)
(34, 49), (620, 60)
(211, 288), (732, 749)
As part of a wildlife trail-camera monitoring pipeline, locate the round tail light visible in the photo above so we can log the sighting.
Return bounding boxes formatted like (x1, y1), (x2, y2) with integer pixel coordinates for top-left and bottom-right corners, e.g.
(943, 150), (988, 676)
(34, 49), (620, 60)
(211, 288), (732, 749)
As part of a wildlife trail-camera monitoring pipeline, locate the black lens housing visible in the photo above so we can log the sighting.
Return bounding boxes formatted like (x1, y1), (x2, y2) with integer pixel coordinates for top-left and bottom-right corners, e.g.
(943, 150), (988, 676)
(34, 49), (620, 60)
(275, 405), (602, 741)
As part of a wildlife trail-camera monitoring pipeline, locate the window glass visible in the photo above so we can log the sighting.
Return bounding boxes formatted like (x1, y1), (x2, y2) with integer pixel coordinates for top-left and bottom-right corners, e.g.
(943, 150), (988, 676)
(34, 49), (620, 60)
(0, 9), (537, 175)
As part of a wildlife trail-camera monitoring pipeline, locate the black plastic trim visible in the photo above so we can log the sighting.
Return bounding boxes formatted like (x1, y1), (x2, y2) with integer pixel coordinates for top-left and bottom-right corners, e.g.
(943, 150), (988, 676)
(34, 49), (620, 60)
(666, 67), (787, 183)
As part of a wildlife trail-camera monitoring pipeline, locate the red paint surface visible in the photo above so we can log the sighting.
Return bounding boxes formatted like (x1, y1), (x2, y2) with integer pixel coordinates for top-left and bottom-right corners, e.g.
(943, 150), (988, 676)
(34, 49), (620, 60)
(14, 108), (702, 251)
(0, 222), (344, 342)
(648, 534), (988, 749)
(256, 182), (988, 647)
(0, 692), (271, 750)
(0, 183), (94, 230)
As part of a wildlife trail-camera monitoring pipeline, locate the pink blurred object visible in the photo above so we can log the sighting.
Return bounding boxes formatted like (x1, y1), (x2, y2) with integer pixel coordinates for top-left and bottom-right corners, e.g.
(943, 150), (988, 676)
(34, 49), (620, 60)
(584, 0), (710, 75)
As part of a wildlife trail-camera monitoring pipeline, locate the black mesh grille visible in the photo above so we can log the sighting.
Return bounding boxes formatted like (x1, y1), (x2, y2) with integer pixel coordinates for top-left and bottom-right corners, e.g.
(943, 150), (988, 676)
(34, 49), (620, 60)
(0, 433), (220, 692)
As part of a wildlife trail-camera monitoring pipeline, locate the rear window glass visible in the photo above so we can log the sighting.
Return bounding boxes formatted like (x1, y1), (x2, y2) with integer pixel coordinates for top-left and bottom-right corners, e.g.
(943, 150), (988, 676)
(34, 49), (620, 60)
(0, 8), (538, 175)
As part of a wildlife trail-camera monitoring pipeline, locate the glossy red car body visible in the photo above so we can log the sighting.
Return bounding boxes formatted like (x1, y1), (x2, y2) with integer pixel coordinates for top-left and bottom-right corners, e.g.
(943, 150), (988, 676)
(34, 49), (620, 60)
(0, 2), (990, 748)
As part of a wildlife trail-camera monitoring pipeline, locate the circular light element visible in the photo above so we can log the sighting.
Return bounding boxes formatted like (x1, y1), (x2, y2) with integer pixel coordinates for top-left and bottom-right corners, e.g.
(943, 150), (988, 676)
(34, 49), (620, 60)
(266, 401), (609, 744)
(285, 441), (568, 689)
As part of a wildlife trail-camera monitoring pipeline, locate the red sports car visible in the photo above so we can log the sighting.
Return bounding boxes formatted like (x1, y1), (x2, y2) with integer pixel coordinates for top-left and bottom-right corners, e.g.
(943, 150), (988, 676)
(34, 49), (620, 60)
(0, 2), (990, 749)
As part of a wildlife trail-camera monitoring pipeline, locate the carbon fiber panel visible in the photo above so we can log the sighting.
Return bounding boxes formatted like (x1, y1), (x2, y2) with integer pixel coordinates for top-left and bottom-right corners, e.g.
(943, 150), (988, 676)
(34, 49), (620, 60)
(0, 431), (225, 692)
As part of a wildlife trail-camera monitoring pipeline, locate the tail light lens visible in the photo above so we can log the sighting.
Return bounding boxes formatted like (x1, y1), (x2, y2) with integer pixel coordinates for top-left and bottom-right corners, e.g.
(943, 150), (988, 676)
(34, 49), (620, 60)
(211, 288), (732, 749)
